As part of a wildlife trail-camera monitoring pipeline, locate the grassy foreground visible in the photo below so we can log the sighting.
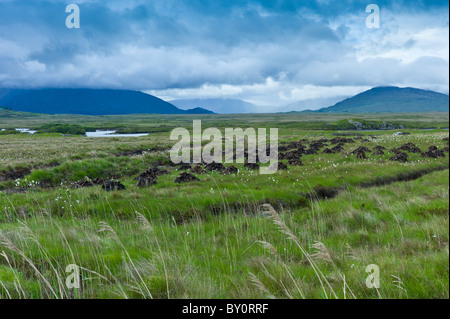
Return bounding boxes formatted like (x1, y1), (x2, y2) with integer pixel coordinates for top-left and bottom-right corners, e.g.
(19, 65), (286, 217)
(0, 112), (448, 299)
(0, 169), (447, 299)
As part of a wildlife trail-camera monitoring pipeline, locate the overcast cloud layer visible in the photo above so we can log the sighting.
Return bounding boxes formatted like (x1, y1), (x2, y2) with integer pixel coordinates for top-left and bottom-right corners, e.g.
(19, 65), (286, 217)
(0, 0), (448, 111)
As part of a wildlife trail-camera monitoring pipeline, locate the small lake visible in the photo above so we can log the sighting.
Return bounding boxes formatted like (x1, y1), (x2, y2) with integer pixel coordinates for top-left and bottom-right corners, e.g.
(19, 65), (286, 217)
(0, 128), (37, 134)
(86, 130), (149, 138)
(16, 128), (38, 134)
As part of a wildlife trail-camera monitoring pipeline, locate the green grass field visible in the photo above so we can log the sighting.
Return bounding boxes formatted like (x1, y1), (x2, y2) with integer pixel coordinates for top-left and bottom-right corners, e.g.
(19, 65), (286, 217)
(0, 112), (448, 299)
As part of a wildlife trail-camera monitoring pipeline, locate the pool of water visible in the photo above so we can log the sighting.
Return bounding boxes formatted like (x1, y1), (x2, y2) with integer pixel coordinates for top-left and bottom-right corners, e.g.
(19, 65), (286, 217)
(85, 130), (149, 137)
(16, 128), (37, 134)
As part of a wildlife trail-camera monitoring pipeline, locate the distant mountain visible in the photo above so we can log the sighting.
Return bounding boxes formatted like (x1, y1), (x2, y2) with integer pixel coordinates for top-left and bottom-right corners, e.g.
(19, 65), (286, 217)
(317, 87), (449, 113)
(170, 98), (258, 114)
(0, 89), (213, 115)
(276, 96), (351, 113)
(183, 107), (215, 114)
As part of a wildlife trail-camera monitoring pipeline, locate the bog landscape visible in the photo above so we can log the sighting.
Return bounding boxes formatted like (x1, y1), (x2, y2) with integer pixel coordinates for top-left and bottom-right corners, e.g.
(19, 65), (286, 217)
(0, 86), (449, 299)
(0, 0), (449, 301)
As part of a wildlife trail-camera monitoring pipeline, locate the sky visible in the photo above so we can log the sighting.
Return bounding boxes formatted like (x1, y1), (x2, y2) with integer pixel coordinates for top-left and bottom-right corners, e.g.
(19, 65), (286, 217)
(0, 0), (448, 112)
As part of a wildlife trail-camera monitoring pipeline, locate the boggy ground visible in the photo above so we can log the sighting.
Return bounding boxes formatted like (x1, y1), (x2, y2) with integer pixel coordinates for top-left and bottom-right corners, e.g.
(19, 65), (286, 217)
(0, 113), (448, 299)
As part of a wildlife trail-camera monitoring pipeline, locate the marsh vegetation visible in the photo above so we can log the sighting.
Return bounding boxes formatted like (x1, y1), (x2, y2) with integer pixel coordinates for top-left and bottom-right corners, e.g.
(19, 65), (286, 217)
(0, 112), (448, 299)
